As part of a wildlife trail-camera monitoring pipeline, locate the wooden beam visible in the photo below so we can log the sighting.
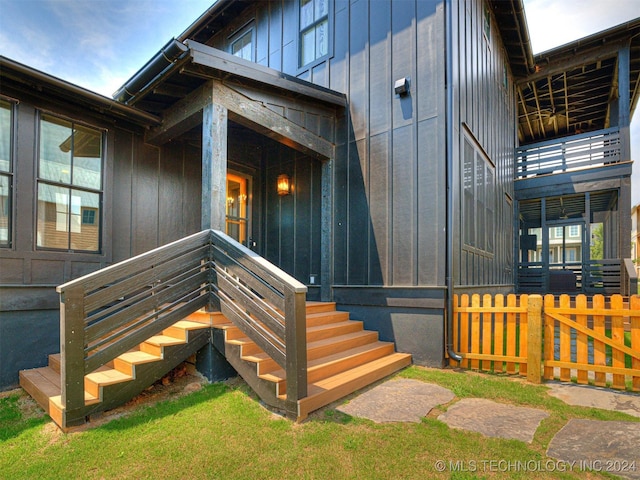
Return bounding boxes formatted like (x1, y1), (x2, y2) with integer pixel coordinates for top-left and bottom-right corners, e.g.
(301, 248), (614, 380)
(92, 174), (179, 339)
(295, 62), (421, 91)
(146, 79), (334, 161)
(202, 102), (227, 231)
(208, 79), (334, 160)
(146, 84), (212, 146)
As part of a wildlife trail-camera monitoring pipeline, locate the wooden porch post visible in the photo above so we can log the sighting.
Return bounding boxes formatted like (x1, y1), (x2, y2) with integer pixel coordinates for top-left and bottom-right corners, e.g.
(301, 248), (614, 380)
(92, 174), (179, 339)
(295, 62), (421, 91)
(201, 101), (228, 231)
(618, 44), (631, 161)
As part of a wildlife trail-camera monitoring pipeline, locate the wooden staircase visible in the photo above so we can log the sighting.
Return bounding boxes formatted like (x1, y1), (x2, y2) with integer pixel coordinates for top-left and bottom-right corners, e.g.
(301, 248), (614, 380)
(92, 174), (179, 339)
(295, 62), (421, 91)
(20, 317), (211, 430)
(20, 301), (411, 429)
(211, 301), (412, 420)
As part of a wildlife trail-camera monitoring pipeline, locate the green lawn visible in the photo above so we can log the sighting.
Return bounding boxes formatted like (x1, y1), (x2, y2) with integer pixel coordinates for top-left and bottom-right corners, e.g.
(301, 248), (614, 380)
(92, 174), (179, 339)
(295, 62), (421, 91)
(1, 366), (637, 480)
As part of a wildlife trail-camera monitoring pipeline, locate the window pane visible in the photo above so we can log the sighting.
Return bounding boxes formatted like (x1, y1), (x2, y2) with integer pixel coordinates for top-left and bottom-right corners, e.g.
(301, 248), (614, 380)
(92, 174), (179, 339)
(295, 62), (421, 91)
(300, 0), (314, 29)
(315, 0), (328, 19)
(463, 140), (474, 246)
(476, 159), (485, 250)
(40, 115), (73, 184)
(70, 189), (99, 251)
(0, 175), (9, 244)
(0, 100), (11, 173)
(232, 30), (252, 62)
(73, 124), (102, 189)
(301, 28), (315, 66)
(37, 183), (69, 249)
(486, 168), (494, 252)
(316, 20), (328, 58)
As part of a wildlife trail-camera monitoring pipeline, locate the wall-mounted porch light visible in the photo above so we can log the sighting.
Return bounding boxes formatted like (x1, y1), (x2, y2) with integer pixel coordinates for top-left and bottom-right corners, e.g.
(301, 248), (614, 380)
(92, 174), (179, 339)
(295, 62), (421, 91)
(277, 174), (291, 196)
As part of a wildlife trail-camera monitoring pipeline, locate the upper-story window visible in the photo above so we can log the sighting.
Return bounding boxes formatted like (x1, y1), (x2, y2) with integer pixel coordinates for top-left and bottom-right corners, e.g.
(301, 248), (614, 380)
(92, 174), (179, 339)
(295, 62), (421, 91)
(0, 99), (13, 247)
(300, 0), (329, 67)
(37, 114), (103, 252)
(230, 24), (254, 62)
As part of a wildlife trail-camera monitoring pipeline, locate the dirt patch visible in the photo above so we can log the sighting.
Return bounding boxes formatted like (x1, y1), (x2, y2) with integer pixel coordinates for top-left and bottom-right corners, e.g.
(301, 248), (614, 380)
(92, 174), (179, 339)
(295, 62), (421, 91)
(74, 363), (208, 431)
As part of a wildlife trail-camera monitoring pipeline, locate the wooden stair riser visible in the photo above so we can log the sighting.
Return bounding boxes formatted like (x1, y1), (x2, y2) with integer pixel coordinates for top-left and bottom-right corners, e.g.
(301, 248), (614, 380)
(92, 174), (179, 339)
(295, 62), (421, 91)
(231, 321), (366, 359)
(241, 330), (382, 376)
(306, 321), (363, 342)
(48, 354), (61, 374)
(262, 343), (397, 395)
(304, 302), (337, 314)
(306, 311), (350, 327)
(183, 310), (228, 326)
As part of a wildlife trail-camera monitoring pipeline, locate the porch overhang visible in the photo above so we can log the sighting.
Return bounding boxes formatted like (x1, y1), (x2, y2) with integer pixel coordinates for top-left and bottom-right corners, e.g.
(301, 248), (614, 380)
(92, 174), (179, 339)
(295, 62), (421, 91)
(515, 18), (640, 146)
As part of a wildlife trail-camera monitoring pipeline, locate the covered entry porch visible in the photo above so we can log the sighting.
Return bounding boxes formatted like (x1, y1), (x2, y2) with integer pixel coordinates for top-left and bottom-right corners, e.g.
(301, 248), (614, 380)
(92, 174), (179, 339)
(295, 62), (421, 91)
(118, 39), (346, 300)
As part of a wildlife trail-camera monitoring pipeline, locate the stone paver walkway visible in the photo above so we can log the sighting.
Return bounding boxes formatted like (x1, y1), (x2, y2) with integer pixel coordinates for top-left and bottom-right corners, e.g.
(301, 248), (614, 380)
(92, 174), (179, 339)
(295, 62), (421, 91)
(437, 398), (549, 443)
(546, 383), (640, 418)
(336, 379), (454, 423)
(337, 376), (640, 478)
(547, 419), (640, 480)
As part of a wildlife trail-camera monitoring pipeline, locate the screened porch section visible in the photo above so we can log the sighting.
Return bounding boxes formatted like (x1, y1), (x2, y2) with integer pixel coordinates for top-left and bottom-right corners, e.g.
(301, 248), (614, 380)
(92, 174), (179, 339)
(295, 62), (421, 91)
(517, 190), (621, 294)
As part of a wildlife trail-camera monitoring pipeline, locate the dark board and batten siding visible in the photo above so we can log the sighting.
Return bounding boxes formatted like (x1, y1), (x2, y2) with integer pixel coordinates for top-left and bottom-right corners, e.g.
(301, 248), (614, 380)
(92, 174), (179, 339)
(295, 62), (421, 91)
(197, 0), (451, 366)
(451, 0), (516, 289)
(208, 0), (448, 290)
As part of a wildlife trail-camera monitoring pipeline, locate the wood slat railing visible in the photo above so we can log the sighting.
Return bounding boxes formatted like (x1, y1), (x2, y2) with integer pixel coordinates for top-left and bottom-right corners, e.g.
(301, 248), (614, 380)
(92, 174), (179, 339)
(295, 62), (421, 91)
(57, 229), (308, 423)
(516, 127), (621, 178)
(210, 230), (308, 410)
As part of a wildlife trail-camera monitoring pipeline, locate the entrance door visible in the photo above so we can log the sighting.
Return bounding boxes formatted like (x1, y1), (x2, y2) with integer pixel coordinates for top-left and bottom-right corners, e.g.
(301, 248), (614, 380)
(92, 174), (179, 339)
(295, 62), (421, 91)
(225, 172), (250, 246)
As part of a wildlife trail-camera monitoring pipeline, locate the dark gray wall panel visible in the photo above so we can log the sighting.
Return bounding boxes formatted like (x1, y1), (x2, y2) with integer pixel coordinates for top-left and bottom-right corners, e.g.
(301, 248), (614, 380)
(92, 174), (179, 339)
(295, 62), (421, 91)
(132, 144), (160, 255)
(368, 132), (390, 285)
(369, 1), (392, 137)
(347, 139), (368, 285)
(417, 117), (444, 285)
(349, 0), (369, 142)
(338, 304), (445, 367)
(0, 309), (59, 390)
(159, 143), (185, 246)
(392, 124), (415, 285)
(112, 130), (134, 262)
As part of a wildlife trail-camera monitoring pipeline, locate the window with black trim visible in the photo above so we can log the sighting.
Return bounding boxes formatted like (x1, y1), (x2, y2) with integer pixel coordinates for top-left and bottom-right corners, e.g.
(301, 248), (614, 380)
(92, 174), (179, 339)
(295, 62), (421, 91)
(463, 135), (495, 253)
(230, 24), (254, 62)
(0, 99), (12, 247)
(37, 114), (103, 252)
(299, 0), (329, 67)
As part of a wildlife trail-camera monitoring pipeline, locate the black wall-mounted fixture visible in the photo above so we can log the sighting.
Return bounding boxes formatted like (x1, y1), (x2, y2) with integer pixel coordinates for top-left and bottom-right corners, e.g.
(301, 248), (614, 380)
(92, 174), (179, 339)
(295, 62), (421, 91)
(394, 77), (410, 96)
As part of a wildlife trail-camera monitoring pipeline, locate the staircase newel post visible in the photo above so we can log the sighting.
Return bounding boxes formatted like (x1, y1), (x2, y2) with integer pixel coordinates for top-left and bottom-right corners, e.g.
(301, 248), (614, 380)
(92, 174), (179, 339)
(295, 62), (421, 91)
(59, 284), (87, 414)
(284, 286), (308, 412)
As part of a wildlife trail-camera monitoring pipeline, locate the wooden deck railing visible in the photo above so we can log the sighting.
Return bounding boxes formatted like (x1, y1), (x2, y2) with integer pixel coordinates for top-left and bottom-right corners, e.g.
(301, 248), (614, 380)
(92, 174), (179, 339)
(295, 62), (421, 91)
(210, 230), (308, 408)
(516, 127), (621, 178)
(57, 229), (307, 422)
(451, 293), (640, 391)
(517, 259), (622, 294)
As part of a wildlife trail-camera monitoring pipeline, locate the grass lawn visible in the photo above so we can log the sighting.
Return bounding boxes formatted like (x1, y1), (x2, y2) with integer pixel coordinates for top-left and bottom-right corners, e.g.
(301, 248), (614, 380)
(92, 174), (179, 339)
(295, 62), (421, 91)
(1, 366), (637, 480)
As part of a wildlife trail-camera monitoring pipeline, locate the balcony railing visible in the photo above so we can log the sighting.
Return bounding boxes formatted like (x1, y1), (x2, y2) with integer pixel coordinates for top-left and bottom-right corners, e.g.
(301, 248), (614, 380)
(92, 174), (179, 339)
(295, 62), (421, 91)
(516, 127), (621, 179)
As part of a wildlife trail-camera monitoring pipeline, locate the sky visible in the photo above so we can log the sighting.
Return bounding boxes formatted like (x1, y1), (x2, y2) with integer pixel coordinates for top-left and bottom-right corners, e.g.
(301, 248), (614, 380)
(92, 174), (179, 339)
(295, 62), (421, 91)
(0, 0), (638, 204)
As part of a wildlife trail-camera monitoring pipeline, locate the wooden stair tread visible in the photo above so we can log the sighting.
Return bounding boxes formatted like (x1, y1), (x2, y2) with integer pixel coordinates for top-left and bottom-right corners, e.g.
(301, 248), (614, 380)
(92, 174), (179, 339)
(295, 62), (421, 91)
(169, 320), (211, 330)
(85, 368), (133, 385)
(117, 350), (161, 364)
(144, 335), (186, 346)
(20, 367), (61, 400)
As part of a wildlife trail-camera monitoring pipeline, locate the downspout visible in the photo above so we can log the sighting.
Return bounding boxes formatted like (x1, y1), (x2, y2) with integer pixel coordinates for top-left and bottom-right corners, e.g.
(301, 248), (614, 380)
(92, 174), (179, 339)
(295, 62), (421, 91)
(445, 0), (462, 363)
